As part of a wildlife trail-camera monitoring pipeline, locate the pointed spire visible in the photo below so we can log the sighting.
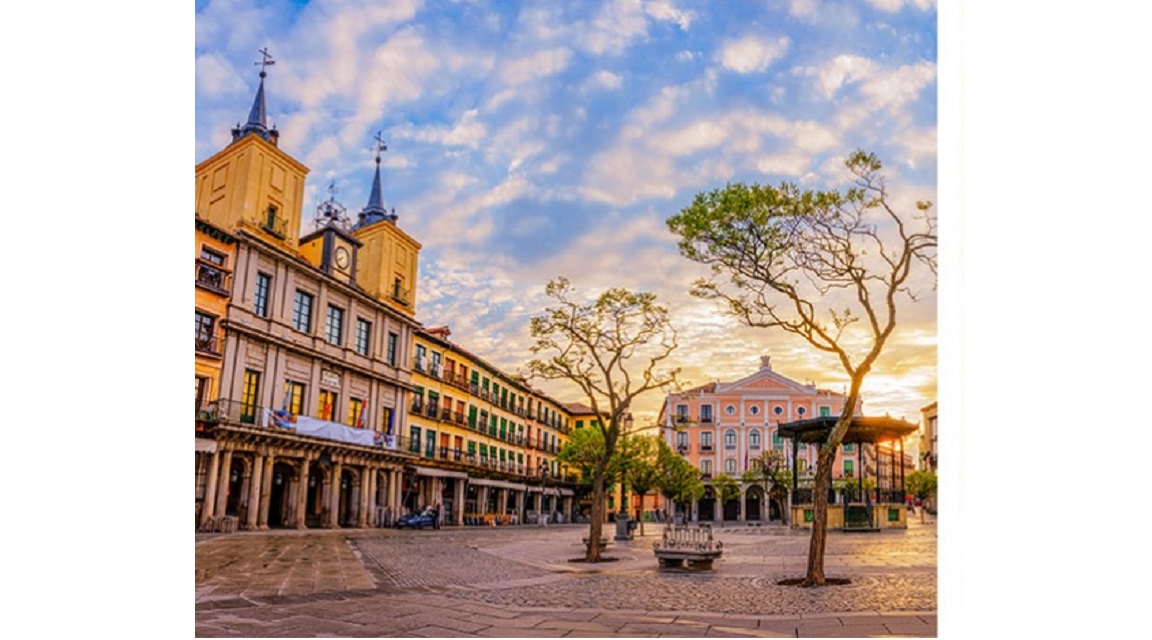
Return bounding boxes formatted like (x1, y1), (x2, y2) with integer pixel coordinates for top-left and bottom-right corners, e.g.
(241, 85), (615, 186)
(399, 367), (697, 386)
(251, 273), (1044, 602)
(355, 132), (399, 228)
(231, 48), (280, 146)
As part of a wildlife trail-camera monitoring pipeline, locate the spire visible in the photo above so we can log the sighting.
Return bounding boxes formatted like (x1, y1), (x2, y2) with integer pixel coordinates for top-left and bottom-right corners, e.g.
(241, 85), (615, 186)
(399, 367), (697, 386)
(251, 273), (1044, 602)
(231, 47), (280, 146)
(354, 131), (399, 228)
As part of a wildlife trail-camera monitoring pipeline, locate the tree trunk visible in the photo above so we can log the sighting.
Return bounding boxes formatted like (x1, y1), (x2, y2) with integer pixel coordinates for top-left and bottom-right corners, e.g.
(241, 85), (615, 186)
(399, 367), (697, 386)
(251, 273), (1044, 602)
(586, 472), (606, 562)
(803, 445), (836, 586)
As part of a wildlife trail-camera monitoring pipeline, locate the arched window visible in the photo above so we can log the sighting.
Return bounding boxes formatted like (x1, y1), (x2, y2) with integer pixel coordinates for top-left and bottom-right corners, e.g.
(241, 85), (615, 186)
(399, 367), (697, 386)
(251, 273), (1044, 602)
(724, 429), (737, 449)
(749, 429), (761, 449)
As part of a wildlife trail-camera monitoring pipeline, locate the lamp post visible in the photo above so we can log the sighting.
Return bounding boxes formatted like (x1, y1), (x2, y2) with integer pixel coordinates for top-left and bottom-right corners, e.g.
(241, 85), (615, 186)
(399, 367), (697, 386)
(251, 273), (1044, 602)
(538, 460), (549, 527)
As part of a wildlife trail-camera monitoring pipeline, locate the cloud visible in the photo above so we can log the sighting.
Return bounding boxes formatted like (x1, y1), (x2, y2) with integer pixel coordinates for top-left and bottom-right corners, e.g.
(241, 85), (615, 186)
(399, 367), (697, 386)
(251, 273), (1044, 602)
(866, 0), (936, 12)
(719, 35), (791, 73)
(498, 47), (574, 84)
(798, 54), (878, 99)
(583, 70), (624, 92)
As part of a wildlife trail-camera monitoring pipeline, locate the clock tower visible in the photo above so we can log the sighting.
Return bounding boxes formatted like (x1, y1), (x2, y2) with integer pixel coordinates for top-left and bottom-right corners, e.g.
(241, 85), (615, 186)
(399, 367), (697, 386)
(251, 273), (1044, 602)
(298, 183), (362, 286)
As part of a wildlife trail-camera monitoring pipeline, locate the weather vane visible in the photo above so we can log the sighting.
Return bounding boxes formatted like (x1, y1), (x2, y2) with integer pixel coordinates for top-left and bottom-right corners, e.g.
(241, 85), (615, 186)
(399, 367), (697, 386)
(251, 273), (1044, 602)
(373, 131), (388, 163)
(255, 47), (276, 76)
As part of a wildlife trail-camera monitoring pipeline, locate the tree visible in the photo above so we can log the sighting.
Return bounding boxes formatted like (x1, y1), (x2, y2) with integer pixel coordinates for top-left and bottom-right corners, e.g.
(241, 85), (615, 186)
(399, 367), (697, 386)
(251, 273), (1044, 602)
(527, 278), (680, 561)
(667, 150), (936, 585)
(744, 450), (792, 526)
(657, 443), (704, 523)
(904, 470), (937, 523)
(618, 433), (663, 536)
(711, 473), (741, 525)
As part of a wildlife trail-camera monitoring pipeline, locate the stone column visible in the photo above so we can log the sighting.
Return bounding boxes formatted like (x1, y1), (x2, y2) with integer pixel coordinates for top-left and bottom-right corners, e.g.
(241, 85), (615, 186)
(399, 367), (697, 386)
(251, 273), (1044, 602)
(245, 452), (264, 530)
(358, 467), (372, 528)
(198, 449), (220, 530)
(713, 499), (722, 522)
(454, 479), (466, 526)
(515, 491), (525, 524)
(213, 448), (234, 519)
(497, 489), (508, 516)
(328, 461), (343, 528)
(295, 458), (311, 529)
(258, 454), (274, 530)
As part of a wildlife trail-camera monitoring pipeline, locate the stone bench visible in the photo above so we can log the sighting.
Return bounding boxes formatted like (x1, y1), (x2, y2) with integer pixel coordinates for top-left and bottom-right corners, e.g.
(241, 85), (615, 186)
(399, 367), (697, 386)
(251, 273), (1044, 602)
(653, 525), (723, 571)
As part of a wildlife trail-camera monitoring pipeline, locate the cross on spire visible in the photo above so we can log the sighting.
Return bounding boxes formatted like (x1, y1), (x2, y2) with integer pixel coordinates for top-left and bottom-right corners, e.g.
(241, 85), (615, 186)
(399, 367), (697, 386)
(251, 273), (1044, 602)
(255, 47), (276, 77)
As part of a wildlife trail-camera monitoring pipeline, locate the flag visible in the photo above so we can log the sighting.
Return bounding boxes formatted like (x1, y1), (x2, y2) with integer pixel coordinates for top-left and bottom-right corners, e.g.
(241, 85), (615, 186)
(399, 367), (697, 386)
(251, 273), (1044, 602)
(272, 385), (293, 428)
(357, 399), (367, 429)
(744, 450), (748, 472)
(386, 407), (394, 435)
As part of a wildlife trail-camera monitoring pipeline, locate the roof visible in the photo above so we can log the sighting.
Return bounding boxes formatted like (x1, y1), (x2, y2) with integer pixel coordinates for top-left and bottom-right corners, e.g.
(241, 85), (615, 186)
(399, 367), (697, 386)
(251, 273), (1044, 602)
(777, 416), (918, 444)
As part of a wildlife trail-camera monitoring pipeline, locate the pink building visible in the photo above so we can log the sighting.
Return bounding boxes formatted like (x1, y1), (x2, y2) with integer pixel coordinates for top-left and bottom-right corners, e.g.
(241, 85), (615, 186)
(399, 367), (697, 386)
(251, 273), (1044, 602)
(660, 356), (860, 523)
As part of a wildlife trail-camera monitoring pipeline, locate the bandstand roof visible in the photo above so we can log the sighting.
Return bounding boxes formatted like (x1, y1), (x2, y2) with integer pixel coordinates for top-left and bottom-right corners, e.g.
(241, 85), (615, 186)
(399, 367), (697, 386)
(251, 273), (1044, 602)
(778, 416), (918, 445)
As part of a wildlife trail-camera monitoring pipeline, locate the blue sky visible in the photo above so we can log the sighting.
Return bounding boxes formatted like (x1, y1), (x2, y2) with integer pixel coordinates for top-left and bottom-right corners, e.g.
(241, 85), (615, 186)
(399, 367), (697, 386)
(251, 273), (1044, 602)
(196, 0), (938, 425)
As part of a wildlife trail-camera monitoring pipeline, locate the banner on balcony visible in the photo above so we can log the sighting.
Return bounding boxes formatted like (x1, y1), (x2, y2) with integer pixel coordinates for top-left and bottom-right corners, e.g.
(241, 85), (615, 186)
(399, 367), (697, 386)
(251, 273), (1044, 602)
(374, 432), (397, 450)
(292, 416), (376, 447)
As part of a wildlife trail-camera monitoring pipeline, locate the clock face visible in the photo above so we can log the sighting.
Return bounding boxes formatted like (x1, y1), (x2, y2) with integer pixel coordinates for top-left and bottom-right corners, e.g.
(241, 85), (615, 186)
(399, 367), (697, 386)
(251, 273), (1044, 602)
(334, 246), (350, 270)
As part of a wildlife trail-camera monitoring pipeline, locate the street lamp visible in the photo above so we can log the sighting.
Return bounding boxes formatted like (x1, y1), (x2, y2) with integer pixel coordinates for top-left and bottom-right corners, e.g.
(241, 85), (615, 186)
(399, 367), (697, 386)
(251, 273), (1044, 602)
(538, 460), (549, 527)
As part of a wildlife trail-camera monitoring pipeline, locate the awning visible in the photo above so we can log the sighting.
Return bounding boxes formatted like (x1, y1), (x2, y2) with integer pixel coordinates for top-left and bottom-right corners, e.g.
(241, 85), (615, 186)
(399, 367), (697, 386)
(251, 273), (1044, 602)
(195, 438), (217, 453)
(469, 478), (528, 491)
(407, 466), (469, 479)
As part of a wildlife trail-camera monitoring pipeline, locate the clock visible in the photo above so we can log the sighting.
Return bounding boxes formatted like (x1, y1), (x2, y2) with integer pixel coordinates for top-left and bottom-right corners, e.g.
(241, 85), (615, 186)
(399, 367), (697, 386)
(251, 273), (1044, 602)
(334, 246), (350, 270)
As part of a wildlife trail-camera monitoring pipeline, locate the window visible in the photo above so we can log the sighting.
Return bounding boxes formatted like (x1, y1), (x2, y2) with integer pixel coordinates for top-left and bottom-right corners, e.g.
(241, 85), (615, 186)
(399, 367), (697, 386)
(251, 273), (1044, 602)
(197, 247), (228, 291)
(425, 430), (436, 458)
(240, 370), (260, 423)
(325, 305), (344, 345)
(415, 344), (427, 372)
(725, 404), (736, 415)
(284, 381), (305, 415)
(773, 405), (784, 416)
(675, 404), (688, 423)
(819, 406), (831, 417)
(749, 429), (761, 449)
(772, 429), (784, 450)
(292, 290), (314, 333)
(843, 443), (855, 453)
(254, 273), (271, 317)
(355, 318), (371, 355)
(797, 406), (807, 417)
(318, 390), (337, 421)
(724, 429), (737, 449)
(196, 376), (210, 413)
(700, 405), (713, 423)
(409, 427), (421, 453)
(675, 431), (689, 451)
(381, 407), (395, 434)
(195, 311), (217, 352)
(843, 459), (854, 477)
(431, 352), (442, 378)
(725, 459), (736, 474)
(749, 404), (760, 416)
(348, 398), (364, 427)
(701, 459), (713, 476)
(700, 431), (713, 450)
(387, 332), (398, 366)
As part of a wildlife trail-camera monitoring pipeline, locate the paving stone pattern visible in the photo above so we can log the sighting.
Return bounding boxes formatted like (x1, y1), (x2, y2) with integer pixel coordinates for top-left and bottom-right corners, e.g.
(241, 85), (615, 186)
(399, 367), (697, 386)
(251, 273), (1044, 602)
(196, 521), (937, 637)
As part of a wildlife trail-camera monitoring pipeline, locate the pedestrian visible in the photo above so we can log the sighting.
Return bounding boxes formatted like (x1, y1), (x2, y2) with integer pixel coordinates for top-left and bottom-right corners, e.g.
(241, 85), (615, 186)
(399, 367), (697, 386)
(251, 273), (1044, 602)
(433, 502), (441, 529)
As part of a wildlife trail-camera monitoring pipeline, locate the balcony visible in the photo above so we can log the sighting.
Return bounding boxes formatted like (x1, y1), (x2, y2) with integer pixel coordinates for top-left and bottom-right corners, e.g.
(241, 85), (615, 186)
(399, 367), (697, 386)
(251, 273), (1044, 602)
(699, 415), (713, 424)
(409, 399), (424, 414)
(195, 261), (231, 296)
(440, 407), (453, 422)
(195, 334), (223, 357)
(413, 358), (427, 373)
(261, 212), (288, 239)
(425, 405), (439, 419)
(699, 444), (714, 452)
(453, 412), (466, 426)
(391, 283), (411, 307)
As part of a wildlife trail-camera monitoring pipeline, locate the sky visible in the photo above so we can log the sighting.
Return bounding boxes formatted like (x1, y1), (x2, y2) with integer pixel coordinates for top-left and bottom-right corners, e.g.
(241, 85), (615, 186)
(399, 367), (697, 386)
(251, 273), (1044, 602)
(195, 0), (938, 427)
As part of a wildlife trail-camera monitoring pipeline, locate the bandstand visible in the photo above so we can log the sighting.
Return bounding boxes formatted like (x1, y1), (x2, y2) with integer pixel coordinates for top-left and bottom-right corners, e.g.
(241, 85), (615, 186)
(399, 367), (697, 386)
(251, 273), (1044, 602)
(779, 416), (918, 531)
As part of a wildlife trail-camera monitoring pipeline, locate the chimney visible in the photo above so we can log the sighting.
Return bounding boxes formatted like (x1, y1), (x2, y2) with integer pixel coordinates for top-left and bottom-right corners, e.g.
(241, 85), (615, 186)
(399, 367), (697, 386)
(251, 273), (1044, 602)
(760, 355), (772, 371)
(426, 326), (451, 340)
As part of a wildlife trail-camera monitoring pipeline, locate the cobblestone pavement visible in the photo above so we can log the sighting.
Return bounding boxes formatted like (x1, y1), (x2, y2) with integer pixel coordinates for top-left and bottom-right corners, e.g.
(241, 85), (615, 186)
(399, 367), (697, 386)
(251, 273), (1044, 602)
(196, 519), (937, 637)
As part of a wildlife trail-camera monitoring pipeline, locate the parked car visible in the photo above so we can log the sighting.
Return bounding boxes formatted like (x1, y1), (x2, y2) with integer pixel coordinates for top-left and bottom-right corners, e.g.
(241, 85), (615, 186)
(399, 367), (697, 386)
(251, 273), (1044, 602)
(395, 509), (437, 529)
